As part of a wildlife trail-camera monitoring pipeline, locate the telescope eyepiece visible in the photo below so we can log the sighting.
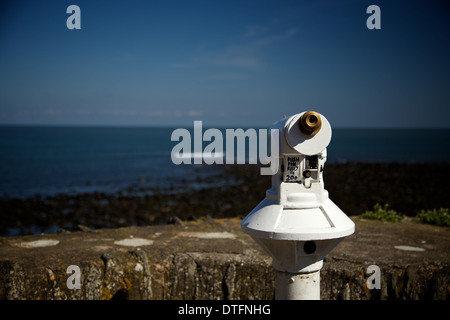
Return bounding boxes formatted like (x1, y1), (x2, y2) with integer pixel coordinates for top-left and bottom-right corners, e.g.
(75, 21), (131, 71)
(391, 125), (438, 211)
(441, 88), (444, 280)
(299, 111), (322, 136)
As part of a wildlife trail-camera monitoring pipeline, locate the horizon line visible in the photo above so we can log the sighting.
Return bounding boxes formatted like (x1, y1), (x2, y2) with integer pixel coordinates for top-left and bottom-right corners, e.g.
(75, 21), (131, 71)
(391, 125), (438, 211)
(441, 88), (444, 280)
(1, 123), (450, 130)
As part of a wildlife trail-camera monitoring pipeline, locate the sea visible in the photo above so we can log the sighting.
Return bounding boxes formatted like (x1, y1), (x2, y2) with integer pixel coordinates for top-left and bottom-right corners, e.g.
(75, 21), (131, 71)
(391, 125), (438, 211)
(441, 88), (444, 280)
(0, 126), (449, 199)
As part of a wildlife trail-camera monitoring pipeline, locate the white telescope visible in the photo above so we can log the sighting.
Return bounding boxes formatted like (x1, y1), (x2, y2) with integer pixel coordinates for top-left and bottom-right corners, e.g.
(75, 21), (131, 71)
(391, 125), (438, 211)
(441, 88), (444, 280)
(241, 111), (355, 300)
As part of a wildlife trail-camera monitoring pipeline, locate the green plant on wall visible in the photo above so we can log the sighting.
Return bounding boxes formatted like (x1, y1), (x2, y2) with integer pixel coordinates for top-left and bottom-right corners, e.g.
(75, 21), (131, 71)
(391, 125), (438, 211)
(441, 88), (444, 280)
(361, 203), (404, 222)
(417, 208), (449, 227)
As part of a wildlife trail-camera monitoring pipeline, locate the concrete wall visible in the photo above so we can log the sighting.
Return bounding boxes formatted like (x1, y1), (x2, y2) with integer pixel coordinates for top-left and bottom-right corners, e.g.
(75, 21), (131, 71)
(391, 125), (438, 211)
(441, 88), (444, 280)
(0, 217), (448, 300)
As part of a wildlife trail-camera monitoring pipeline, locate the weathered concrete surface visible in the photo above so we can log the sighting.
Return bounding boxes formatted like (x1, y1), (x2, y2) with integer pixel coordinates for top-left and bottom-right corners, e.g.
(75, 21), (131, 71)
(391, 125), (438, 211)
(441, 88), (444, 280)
(0, 217), (448, 300)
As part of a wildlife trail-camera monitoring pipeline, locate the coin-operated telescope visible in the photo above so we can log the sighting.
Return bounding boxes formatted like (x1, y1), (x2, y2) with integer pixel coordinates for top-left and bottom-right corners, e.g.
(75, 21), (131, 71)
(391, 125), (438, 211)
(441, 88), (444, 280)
(241, 111), (355, 300)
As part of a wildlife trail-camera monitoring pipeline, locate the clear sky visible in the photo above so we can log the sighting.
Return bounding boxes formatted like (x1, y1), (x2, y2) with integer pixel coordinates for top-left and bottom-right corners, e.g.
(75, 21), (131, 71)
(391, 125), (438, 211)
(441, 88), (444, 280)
(0, 0), (449, 127)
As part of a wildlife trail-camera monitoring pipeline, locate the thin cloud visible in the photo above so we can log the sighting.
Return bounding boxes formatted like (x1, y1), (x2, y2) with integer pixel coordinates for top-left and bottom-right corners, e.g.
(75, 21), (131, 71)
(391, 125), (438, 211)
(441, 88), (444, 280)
(249, 28), (298, 48)
(173, 110), (203, 118)
(186, 110), (203, 117)
(211, 28), (298, 70)
(198, 73), (247, 81)
(189, 27), (299, 73)
(212, 57), (262, 70)
(244, 25), (269, 38)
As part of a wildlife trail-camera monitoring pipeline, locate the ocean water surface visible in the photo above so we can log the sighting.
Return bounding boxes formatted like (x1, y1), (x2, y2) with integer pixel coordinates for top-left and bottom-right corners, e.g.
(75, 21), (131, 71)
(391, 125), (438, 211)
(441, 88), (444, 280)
(0, 126), (449, 199)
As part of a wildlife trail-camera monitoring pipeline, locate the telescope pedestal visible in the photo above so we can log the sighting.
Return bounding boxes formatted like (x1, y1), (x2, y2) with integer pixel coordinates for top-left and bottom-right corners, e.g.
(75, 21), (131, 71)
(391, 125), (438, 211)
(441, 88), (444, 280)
(275, 269), (321, 300)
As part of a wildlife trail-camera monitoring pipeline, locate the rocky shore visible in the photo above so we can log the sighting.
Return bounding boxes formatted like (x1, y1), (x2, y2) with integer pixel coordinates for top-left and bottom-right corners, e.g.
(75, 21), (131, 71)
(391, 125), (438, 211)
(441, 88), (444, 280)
(1, 162), (449, 237)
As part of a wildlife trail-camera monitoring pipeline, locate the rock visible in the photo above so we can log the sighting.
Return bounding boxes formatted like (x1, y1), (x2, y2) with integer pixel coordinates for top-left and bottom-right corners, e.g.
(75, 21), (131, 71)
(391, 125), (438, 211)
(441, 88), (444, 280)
(77, 224), (92, 232)
(167, 216), (183, 225)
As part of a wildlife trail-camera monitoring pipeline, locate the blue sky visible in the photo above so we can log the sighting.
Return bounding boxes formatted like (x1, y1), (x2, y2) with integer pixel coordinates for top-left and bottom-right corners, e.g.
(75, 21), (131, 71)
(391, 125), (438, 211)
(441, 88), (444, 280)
(0, 0), (449, 127)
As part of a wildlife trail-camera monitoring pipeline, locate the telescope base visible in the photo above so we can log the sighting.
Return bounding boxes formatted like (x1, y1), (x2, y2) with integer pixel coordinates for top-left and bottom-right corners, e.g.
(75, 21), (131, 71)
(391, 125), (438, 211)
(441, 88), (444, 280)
(275, 270), (321, 300)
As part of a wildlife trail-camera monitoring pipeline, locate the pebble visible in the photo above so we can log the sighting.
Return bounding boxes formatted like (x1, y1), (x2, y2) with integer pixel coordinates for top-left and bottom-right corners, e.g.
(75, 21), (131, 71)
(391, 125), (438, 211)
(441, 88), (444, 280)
(135, 263), (144, 272)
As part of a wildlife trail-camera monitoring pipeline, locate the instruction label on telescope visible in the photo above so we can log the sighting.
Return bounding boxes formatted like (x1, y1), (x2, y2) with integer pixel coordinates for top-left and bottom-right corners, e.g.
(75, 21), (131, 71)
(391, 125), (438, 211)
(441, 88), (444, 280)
(284, 156), (301, 182)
